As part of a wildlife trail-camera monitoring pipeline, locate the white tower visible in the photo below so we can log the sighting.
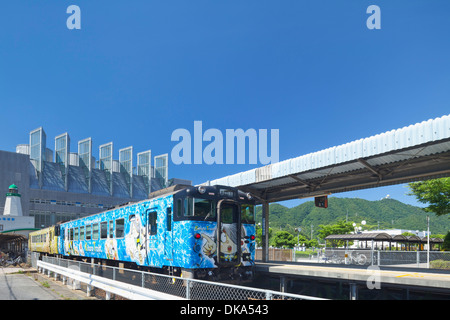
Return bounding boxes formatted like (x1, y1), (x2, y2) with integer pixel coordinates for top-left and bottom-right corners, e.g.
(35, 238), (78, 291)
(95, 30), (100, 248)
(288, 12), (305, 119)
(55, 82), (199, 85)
(3, 184), (23, 216)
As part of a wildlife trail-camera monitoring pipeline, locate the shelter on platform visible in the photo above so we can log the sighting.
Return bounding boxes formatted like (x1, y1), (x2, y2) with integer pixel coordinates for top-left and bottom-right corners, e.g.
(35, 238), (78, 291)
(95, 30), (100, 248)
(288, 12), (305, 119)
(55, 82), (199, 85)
(325, 233), (443, 251)
(325, 232), (392, 249)
(392, 235), (444, 251)
(0, 233), (28, 253)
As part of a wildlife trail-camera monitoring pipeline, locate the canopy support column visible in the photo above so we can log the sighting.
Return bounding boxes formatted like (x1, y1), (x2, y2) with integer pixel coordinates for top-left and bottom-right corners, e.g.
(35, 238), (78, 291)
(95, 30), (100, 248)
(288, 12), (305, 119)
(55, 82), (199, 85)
(262, 201), (269, 262)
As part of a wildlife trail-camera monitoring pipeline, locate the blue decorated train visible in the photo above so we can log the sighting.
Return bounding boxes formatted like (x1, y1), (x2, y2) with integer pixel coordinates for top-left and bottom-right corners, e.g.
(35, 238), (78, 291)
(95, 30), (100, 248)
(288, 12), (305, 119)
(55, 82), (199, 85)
(29, 185), (256, 281)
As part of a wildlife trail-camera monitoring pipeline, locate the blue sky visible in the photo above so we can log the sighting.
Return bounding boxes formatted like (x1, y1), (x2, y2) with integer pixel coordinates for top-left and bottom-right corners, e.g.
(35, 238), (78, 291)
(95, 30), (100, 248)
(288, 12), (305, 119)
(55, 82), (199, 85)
(1, 1), (449, 208)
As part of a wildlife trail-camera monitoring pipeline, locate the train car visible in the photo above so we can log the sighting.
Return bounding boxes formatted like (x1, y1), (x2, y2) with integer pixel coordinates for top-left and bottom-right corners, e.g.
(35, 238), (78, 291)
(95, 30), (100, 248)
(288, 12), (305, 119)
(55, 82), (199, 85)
(29, 225), (60, 255)
(56, 185), (256, 280)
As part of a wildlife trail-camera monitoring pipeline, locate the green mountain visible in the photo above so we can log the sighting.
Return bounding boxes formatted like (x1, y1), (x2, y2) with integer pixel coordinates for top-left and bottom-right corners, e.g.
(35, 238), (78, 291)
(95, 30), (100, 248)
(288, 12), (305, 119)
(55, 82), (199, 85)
(255, 197), (450, 237)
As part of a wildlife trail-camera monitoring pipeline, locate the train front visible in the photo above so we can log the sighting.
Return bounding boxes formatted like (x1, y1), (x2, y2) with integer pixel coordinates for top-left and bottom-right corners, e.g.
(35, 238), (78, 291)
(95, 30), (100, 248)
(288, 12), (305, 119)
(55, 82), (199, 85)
(172, 185), (256, 281)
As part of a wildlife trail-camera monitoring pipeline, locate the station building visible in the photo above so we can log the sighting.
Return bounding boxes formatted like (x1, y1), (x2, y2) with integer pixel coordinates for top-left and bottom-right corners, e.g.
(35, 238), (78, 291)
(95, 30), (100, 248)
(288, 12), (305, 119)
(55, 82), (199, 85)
(0, 127), (190, 230)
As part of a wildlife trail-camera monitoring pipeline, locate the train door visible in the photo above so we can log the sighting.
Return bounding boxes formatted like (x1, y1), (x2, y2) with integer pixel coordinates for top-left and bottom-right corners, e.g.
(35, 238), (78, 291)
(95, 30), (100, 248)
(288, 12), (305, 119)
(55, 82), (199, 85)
(49, 229), (54, 254)
(216, 200), (241, 266)
(164, 207), (173, 261)
(146, 209), (158, 265)
(59, 226), (65, 255)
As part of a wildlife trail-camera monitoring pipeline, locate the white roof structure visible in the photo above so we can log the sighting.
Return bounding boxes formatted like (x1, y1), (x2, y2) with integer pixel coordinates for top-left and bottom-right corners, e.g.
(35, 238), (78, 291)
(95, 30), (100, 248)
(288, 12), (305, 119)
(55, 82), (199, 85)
(203, 114), (450, 203)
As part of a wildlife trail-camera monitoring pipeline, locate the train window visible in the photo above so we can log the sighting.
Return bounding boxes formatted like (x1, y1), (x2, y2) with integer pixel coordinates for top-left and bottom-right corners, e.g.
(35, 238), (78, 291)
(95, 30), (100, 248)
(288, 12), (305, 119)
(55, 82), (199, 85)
(86, 224), (92, 240)
(241, 204), (255, 224)
(116, 219), (125, 238)
(109, 220), (114, 238)
(221, 206), (234, 224)
(167, 207), (172, 231)
(175, 199), (182, 218)
(183, 198), (193, 216)
(74, 227), (79, 241)
(148, 211), (157, 236)
(100, 222), (108, 239)
(80, 226), (85, 240)
(183, 198), (216, 219)
(69, 228), (74, 241)
(93, 223), (99, 240)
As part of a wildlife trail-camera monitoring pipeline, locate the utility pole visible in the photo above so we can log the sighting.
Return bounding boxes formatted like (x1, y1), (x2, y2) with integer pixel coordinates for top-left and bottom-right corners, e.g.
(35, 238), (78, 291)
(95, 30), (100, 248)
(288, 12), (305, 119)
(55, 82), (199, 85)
(427, 216), (430, 269)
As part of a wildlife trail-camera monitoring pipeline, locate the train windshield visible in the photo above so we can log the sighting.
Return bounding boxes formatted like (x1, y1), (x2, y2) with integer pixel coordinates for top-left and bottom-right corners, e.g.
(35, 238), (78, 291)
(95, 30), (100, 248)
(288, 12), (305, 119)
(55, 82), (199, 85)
(184, 198), (217, 219)
(177, 197), (255, 223)
(241, 204), (255, 224)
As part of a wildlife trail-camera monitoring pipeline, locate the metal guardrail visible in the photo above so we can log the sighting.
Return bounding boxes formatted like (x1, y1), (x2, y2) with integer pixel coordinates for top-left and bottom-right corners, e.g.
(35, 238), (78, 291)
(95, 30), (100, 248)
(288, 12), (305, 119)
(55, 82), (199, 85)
(36, 255), (326, 300)
(37, 260), (181, 300)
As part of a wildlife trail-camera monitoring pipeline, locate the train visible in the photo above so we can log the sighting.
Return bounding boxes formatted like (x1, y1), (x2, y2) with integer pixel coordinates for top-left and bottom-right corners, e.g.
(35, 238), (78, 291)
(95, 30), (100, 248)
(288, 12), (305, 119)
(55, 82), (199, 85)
(29, 184), (256, 281)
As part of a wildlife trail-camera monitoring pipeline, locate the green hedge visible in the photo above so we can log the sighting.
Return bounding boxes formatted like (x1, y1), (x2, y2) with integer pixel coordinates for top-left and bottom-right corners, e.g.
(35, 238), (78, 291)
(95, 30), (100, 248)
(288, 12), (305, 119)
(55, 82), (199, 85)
(430, 259), (450, 270)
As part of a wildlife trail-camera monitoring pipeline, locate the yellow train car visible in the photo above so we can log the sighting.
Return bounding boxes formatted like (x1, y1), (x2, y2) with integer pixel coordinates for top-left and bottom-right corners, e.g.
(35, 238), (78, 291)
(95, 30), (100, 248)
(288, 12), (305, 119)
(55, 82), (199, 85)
(29, 226), (59, 255)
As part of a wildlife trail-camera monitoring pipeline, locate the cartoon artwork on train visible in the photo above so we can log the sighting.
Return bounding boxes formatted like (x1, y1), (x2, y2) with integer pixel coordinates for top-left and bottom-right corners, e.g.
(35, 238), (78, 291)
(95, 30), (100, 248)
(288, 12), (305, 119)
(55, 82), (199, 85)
(105, 238), (118, 260)
(219, 224), (238, 262)
(125, 213), (147, 265)
(191, 223), (254, 268)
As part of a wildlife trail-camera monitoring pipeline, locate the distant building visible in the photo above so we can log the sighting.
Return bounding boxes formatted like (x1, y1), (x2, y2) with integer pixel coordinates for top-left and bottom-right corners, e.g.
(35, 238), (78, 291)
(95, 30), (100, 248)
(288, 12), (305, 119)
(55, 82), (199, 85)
(3, 184), (23, 216)
(0, 127), (191, 229)
(1, 184), (35, 252)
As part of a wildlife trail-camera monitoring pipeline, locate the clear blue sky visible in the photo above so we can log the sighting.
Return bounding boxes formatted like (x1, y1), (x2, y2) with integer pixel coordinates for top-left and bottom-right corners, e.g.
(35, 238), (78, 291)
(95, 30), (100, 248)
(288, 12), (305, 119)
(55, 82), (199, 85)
(1, 1), (449, 208)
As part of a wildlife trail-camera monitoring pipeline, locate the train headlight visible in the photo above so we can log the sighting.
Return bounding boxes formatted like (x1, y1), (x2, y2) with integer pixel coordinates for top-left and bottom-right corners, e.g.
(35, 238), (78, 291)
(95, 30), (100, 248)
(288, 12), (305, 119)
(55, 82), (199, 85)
(250, 235), (256, 241)
(198, 186), (206, 194)
(194, 233), (201, 240)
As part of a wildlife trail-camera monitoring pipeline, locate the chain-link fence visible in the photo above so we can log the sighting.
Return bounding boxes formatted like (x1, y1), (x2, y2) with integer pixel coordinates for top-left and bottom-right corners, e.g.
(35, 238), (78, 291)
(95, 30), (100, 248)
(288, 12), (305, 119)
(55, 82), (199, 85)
(36, 255), (324, 300)
(321, 248), (450, 269)
(254, 247), (450, 269)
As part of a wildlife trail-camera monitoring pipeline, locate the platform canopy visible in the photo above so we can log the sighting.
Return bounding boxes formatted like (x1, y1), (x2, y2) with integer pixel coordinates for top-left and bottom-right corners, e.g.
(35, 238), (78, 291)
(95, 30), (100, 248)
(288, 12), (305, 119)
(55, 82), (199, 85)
(325, 232), (392, 242)
(392, 234), (444, 244)
(0, 233), (27, 243)
(0, 233), (28, 253)
(203, 114), (450, 203)
(325, 233), (444, 244)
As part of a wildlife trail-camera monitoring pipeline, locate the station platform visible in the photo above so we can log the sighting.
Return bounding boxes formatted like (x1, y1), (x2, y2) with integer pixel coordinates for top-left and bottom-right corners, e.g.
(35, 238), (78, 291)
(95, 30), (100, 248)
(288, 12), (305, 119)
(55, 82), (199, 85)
(255, 261), (450, 290)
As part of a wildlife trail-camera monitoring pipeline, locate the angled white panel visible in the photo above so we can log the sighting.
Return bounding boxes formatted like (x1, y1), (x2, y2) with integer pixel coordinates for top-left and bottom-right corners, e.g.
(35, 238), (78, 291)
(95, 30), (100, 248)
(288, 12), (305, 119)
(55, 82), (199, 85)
(271, 159), (291, 179)
(310, 147), (335, 170)
(335, 138), (364, 163)
(240, 169), (256, 185)
(227, 172), (244, 187)
(432, 114), (450, 140)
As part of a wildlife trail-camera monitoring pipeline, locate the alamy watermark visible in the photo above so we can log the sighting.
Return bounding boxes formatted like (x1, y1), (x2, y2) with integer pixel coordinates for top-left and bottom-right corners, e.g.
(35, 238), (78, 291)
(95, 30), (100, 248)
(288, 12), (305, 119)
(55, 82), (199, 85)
(63, 4), (380, 30)
(171, 121), (279, 165)
(366, 265), (381, 290)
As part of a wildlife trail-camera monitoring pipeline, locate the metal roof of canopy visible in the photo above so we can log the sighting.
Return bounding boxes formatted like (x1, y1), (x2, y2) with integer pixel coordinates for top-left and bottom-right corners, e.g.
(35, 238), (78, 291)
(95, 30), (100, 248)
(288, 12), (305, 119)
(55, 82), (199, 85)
(325, 233), (444, 243)
(0, 233), (27, 244)
(203, 114), (450, 203)
(325, 232), (392, 241)
(392, 235), (444, 243)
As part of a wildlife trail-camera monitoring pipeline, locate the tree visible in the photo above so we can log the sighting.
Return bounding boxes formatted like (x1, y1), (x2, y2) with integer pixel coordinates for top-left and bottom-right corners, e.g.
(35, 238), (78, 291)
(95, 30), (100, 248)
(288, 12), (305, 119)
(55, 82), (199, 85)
(255, 226), (273, 247)
(408, 178), (450, 216)
(443, 232), (450, 251)
(317, 220), (354, 240)
(317, 220), (354, 247)
(271, 231), (296, 248)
